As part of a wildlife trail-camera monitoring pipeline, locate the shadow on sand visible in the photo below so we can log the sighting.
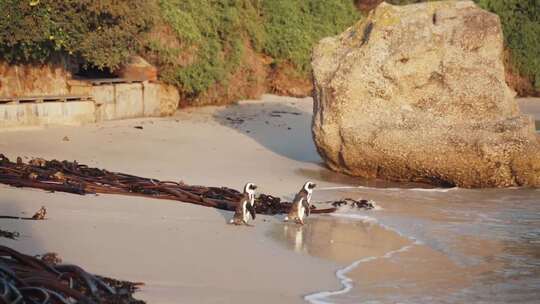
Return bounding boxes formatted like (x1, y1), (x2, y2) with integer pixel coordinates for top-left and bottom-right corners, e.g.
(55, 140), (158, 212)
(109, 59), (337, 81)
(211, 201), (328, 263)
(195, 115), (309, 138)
(212, 97), (444, 190)
(213, 99), (322, 163)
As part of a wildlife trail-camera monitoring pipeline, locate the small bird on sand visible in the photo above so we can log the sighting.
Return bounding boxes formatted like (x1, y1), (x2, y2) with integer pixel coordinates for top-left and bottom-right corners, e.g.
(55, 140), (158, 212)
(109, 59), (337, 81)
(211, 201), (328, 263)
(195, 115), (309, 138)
(285, 181), (316, 225)
(229, 183), (257, 226)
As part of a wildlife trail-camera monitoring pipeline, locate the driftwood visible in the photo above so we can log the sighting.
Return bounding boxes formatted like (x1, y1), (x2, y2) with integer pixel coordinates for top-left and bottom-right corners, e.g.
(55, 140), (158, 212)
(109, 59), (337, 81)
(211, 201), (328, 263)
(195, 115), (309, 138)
(0, 245), (144, 304)
(0, 155), (336, 215)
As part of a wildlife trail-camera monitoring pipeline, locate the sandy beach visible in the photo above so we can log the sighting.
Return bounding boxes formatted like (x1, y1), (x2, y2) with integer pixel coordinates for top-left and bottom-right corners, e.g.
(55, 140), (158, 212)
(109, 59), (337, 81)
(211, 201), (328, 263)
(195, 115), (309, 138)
(1, 95), (539, 303)
(0, 94), (350, 303)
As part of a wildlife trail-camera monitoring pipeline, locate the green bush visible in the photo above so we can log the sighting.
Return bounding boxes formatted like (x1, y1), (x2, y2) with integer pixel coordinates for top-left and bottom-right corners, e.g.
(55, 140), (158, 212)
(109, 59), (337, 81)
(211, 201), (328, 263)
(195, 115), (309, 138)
(475, 0), (540, 89)
(0, 0), (156, 70)
(148, 0), (263, 97)
(150, 0), (358, 98)
(0, 0), (536, 99)
(262, 0), (359, 74)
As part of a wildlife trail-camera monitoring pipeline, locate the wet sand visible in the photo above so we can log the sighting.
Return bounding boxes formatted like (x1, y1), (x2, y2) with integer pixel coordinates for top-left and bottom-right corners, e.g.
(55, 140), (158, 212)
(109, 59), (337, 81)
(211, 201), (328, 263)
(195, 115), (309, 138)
(279, 186), (539, 304)
(1, 95), (539, 303)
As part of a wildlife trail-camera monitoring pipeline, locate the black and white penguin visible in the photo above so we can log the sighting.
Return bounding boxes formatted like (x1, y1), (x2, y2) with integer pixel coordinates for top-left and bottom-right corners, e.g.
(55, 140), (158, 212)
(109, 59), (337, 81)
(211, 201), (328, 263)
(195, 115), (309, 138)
(229, 182), (257, 225)
(285, 181), (316, 225)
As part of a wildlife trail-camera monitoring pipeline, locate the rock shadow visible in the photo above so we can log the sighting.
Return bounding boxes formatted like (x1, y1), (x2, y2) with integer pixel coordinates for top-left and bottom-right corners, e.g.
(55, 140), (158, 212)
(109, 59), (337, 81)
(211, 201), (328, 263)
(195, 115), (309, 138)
(213, 98), (322, 164)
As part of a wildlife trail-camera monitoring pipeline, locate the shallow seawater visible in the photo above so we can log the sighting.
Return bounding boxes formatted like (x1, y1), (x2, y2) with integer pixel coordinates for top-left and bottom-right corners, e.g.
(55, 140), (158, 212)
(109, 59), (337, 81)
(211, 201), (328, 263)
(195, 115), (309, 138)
(270, 186), (540, 304)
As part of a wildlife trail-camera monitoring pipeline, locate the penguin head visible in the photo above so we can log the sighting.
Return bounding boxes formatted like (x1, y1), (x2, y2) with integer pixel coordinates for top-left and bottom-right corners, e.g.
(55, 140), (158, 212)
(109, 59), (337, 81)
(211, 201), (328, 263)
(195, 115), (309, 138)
(303, 181), (316, 193)
(244, 182), (257, 195)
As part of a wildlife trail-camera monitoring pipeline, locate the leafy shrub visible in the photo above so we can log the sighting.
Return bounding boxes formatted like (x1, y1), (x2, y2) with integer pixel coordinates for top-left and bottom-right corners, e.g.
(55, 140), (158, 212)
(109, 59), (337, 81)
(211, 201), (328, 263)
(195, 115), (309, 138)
(149, 0), (359, 98)
(0, 0), (156, 70)
(148, 0), (263, 97)
(262, 0), (359, 74)
(475, 0), (540, 89)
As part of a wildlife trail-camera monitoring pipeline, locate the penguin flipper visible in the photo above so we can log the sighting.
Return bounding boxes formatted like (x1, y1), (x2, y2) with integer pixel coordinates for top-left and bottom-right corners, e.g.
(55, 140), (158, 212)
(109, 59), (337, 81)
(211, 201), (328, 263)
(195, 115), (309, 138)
(302, 199), (311, 217)
(247, 202), (256, 220)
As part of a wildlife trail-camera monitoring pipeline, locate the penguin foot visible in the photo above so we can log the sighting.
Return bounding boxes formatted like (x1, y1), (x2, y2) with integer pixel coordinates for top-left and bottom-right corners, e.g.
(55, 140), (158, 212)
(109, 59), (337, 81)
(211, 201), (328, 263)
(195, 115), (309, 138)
(229, 219), (244, 225)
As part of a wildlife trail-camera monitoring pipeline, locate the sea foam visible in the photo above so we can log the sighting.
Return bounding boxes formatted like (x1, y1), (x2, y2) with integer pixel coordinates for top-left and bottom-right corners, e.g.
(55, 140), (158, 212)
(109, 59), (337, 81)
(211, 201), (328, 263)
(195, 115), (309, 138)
(304, 244), (415, 304)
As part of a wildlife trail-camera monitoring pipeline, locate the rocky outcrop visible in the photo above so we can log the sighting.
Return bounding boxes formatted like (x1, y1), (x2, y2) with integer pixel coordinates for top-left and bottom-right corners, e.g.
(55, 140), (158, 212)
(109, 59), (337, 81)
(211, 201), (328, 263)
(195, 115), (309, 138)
(0, 61), (70, 97)
(312, 1), (540, 188)
(117, 56), (158, 81)
(158, 83), (180, 116)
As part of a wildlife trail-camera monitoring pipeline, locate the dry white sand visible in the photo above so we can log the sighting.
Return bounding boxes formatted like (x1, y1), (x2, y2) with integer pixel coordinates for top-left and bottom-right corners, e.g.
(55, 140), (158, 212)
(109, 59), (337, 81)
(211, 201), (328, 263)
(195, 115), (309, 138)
(0, 94), (353, 303)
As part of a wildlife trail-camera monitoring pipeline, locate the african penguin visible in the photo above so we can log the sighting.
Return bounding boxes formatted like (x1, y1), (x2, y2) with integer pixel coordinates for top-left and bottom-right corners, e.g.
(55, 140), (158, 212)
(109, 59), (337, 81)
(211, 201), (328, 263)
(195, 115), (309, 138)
(285, 181), (316, 225)
(229, 182), (257, 225)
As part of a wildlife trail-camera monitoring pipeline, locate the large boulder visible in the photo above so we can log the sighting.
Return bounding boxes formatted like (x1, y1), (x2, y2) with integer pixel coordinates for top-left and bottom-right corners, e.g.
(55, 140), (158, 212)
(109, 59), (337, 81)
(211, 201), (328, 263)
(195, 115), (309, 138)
(117, 56), (158, 81)
(312, 0), (540, 188)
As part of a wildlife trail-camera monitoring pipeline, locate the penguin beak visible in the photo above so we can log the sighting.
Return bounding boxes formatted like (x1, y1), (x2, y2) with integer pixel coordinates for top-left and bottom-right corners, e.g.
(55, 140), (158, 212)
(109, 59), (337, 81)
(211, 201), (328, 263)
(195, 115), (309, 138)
(311, 183), (317, 189)
(251, 185), (257, 190)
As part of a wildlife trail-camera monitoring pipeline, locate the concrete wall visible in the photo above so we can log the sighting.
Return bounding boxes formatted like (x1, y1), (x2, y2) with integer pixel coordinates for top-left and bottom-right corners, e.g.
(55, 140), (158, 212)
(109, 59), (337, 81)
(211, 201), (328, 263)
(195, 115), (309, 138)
(0, 102), (96, 129)
(0, 81), (179, 130)
(92, 81), (177, 121)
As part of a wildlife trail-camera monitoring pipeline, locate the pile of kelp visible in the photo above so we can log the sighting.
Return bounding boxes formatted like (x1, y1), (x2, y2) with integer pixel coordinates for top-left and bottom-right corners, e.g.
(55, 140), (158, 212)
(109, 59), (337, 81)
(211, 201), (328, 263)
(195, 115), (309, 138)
(0, 245), (144, 304)
(0, 155), (336, 215)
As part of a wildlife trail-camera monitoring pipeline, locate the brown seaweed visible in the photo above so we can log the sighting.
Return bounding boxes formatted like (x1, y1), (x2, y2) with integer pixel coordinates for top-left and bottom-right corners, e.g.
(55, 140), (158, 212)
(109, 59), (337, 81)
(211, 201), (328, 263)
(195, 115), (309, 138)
(0, 245), (144, 304)
(0, 155), (337, 215)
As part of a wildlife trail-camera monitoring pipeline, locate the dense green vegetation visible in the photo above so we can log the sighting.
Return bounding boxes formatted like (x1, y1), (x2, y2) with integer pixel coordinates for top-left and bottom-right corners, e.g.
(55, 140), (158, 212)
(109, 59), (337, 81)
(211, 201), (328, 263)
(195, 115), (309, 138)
(475, 0), (540, 89)
(0, 0), (156, 70)
(0, 0), (537, 98)
(262, 0), (359, 73)
(148, 0), (264, 97)
(149, 0), (359, 97)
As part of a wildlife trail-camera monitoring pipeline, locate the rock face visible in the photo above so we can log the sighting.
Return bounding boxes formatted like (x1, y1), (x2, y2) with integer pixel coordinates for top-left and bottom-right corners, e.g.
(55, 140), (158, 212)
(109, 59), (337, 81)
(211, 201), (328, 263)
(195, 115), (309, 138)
(117, 56), (158, 81)
(158, 83), (180, 116)
(312, 1), (540, 187)
(0, 61), (70, 97)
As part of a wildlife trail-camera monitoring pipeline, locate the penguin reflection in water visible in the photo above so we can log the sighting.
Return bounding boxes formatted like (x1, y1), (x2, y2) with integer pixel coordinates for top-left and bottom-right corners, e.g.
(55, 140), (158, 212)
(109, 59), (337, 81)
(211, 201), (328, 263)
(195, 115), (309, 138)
(285, 181), (316, 225)
(229, 183), (257, 226)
